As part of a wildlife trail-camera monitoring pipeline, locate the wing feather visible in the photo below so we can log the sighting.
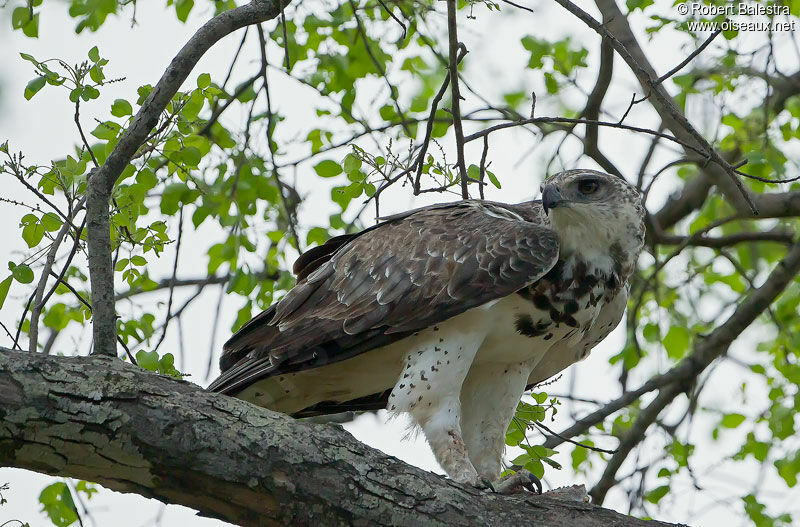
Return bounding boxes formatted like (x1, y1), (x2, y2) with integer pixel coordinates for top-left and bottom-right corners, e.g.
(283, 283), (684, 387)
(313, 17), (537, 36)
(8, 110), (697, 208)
(208, 200), (559, 395)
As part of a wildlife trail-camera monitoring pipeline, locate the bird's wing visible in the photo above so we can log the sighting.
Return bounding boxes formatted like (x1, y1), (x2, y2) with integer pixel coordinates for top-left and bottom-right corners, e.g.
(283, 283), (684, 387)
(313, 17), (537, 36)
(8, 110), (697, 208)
(208, 200), (559, 395)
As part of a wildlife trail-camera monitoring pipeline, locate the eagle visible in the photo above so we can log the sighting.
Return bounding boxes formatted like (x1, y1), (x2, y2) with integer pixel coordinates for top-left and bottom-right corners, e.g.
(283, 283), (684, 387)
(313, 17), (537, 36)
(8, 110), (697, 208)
(208, 169), (645, 487)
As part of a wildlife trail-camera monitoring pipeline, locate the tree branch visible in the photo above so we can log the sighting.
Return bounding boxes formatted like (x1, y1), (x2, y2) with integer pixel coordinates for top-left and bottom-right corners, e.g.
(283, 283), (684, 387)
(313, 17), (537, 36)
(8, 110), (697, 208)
(86, 0), (291, 357)
(0, 349), (683, 527)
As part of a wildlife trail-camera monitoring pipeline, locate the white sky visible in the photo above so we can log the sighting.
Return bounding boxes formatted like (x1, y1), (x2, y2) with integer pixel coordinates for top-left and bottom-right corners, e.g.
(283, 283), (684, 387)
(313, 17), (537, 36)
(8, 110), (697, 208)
(1, 1), (798, 526)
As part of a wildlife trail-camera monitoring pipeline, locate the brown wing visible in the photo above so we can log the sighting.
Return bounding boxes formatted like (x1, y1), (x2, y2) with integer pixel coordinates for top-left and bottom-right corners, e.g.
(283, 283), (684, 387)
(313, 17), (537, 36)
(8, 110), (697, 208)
(208, 200), (559, 395)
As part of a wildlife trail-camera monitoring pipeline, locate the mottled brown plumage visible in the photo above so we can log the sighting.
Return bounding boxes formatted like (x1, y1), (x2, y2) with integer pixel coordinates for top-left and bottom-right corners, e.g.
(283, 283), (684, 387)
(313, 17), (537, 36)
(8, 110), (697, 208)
(209, 169), (645, 487)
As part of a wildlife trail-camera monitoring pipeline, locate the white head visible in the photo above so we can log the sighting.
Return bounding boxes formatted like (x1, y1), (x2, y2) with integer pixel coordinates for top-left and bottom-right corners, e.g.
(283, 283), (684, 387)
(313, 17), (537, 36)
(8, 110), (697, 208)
(540, 169), (644, 276)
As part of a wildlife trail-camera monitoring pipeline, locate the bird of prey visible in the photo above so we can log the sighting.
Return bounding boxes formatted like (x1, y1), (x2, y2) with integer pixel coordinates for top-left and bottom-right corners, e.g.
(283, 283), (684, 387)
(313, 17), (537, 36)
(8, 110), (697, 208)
(209, 169), (645, 487)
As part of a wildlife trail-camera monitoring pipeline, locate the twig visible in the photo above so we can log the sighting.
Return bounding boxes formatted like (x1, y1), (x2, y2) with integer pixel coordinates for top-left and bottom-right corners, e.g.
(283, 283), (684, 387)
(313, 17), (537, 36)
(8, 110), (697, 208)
(348, 0), (411, 136)
(501, 0), (535, 13)
(279, 1), (290, 69)
(446, 0), (469, 199)
(152, 206), (183, 353)
(478, 135), (488, 200)
(413, 44), (468, 194)
(375, 0), (407, 40)
(532, 420), (617, 455)
(545, 239), (800, 458)
(654, 25), (724, 85)
(28, 217), (74, 352)
(258, 24), (301, 249)
(75, 100), (99, 168)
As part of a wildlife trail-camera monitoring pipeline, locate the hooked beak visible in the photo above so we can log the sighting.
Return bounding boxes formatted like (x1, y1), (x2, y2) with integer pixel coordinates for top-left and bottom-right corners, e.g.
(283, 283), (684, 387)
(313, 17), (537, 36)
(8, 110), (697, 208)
(541, 185), (566, 215)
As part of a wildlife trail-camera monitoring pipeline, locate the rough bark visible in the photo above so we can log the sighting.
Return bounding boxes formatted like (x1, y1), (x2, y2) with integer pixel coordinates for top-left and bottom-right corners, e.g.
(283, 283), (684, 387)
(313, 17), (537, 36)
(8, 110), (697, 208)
(0, 349), (685, 527)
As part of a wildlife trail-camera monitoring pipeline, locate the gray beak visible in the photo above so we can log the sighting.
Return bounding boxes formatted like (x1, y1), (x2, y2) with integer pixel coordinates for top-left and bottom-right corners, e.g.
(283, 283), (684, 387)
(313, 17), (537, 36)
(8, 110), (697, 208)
(541, 186), (565, 215)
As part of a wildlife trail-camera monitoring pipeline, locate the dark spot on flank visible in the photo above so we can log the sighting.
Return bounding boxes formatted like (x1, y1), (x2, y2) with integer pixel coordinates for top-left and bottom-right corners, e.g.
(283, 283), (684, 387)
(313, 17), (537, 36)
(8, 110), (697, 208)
(255, 392), (264, 397)
(531, 294), (551, 310)
(565, 316), (579, 328)
(543, 333), (553, 340)
(564, 300), (579, 314)
(439, 338), (444, 343)
(515, 314), (549, 337)
(421, 372), (428, 381)
(399, 384), (405, 388)
(433, 326), (440, 331)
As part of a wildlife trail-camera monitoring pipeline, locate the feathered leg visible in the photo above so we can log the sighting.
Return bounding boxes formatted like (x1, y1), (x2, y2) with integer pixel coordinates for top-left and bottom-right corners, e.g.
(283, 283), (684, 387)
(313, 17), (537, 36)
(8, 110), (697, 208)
(460, 360), (533, 481)
(389, 319), (488, 485)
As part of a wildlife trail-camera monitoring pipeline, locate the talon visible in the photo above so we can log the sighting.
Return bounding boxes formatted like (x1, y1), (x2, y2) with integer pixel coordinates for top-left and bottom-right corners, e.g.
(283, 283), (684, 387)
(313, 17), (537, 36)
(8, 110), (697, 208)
(523, 473), (542, 495)
(492, 469), (543, 495)
(478, 478), (496, 493)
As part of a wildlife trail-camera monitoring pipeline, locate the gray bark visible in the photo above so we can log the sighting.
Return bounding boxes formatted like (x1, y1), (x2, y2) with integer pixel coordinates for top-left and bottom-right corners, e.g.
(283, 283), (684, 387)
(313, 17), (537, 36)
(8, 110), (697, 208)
(0, 349), (685, 527)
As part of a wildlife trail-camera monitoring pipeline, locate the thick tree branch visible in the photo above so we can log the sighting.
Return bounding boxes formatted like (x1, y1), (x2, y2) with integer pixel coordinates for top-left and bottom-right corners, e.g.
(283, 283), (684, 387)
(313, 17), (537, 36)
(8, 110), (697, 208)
(0, 349), (683, 527)
(86, 0), (290, 357)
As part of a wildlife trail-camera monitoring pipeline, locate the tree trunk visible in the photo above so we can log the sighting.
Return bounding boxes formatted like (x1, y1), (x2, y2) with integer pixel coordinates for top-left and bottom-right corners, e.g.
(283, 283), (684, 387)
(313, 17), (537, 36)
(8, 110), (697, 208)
(0, 348), (684, 527)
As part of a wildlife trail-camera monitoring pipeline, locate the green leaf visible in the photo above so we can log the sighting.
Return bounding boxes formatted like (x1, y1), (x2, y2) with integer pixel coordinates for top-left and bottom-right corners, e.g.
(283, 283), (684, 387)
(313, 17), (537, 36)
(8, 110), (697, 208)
(39, 482), (78, 527)
(721, 413), (746, 429)
(22, 223), (45, 248)
(486, 170), (501, 189)
(0, 276), (12, 310)
(136, 350), (160, 371)
(646, 484), (670, 504)
(88, 46), (100, 62)
(175, 0), (194, 22)
(130, 255), (147, 266)
(90, 121), (121, 140)
(24, 76), (47, 100)
(197, 72), (211, 89)
(663, 326), (690, 360)
(41, 212), (62, 232)
(314, 160), (343, 178)
(343, 153), (362, 174)
(12, 7), (39, 38)
(9, 263), (34, 284)
(111, 99), (133, 117)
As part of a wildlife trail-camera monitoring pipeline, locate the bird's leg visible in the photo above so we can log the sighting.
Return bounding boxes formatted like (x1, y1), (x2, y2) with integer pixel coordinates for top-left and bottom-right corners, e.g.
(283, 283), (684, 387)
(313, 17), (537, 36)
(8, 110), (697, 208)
(388, 320), (488, 486)
(419, 398), (481, 486)
(460, 360), (533, 482)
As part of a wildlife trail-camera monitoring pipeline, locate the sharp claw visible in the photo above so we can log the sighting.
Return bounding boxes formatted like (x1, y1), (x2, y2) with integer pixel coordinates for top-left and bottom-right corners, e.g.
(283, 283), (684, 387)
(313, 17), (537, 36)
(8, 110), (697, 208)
(493, 469), (543, 494)
(479, 478), (496, 493)
(523, 473), (542, 495)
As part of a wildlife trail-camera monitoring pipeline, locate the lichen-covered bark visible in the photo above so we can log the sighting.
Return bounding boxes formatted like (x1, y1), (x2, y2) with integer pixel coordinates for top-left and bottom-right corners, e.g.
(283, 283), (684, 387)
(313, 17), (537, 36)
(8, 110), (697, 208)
(0, 349), (682, 527)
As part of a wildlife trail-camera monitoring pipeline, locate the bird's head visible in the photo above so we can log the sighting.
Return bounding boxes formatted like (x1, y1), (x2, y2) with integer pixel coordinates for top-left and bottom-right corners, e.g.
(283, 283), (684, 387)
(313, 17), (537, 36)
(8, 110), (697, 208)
(540, 169), (644, 272)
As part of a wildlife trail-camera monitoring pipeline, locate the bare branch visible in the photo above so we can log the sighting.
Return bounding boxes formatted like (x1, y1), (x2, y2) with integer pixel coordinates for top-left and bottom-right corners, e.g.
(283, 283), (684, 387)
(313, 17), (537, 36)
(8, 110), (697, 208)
(446, 0), (469, 199)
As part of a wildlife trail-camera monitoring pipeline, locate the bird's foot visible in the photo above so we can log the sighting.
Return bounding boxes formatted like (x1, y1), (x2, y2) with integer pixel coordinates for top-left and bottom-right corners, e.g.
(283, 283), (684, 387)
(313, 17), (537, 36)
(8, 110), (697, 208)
(491, 469), (542, 495)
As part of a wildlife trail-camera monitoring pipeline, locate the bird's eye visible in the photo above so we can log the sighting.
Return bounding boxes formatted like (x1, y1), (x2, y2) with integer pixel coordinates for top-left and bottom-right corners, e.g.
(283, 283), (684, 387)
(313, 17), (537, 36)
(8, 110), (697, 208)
(578, 179), (599, 195)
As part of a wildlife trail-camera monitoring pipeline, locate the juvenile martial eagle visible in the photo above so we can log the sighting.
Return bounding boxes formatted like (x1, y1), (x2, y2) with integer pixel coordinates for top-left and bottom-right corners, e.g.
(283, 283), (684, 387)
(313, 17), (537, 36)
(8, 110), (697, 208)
(209, 169), (645, 487)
